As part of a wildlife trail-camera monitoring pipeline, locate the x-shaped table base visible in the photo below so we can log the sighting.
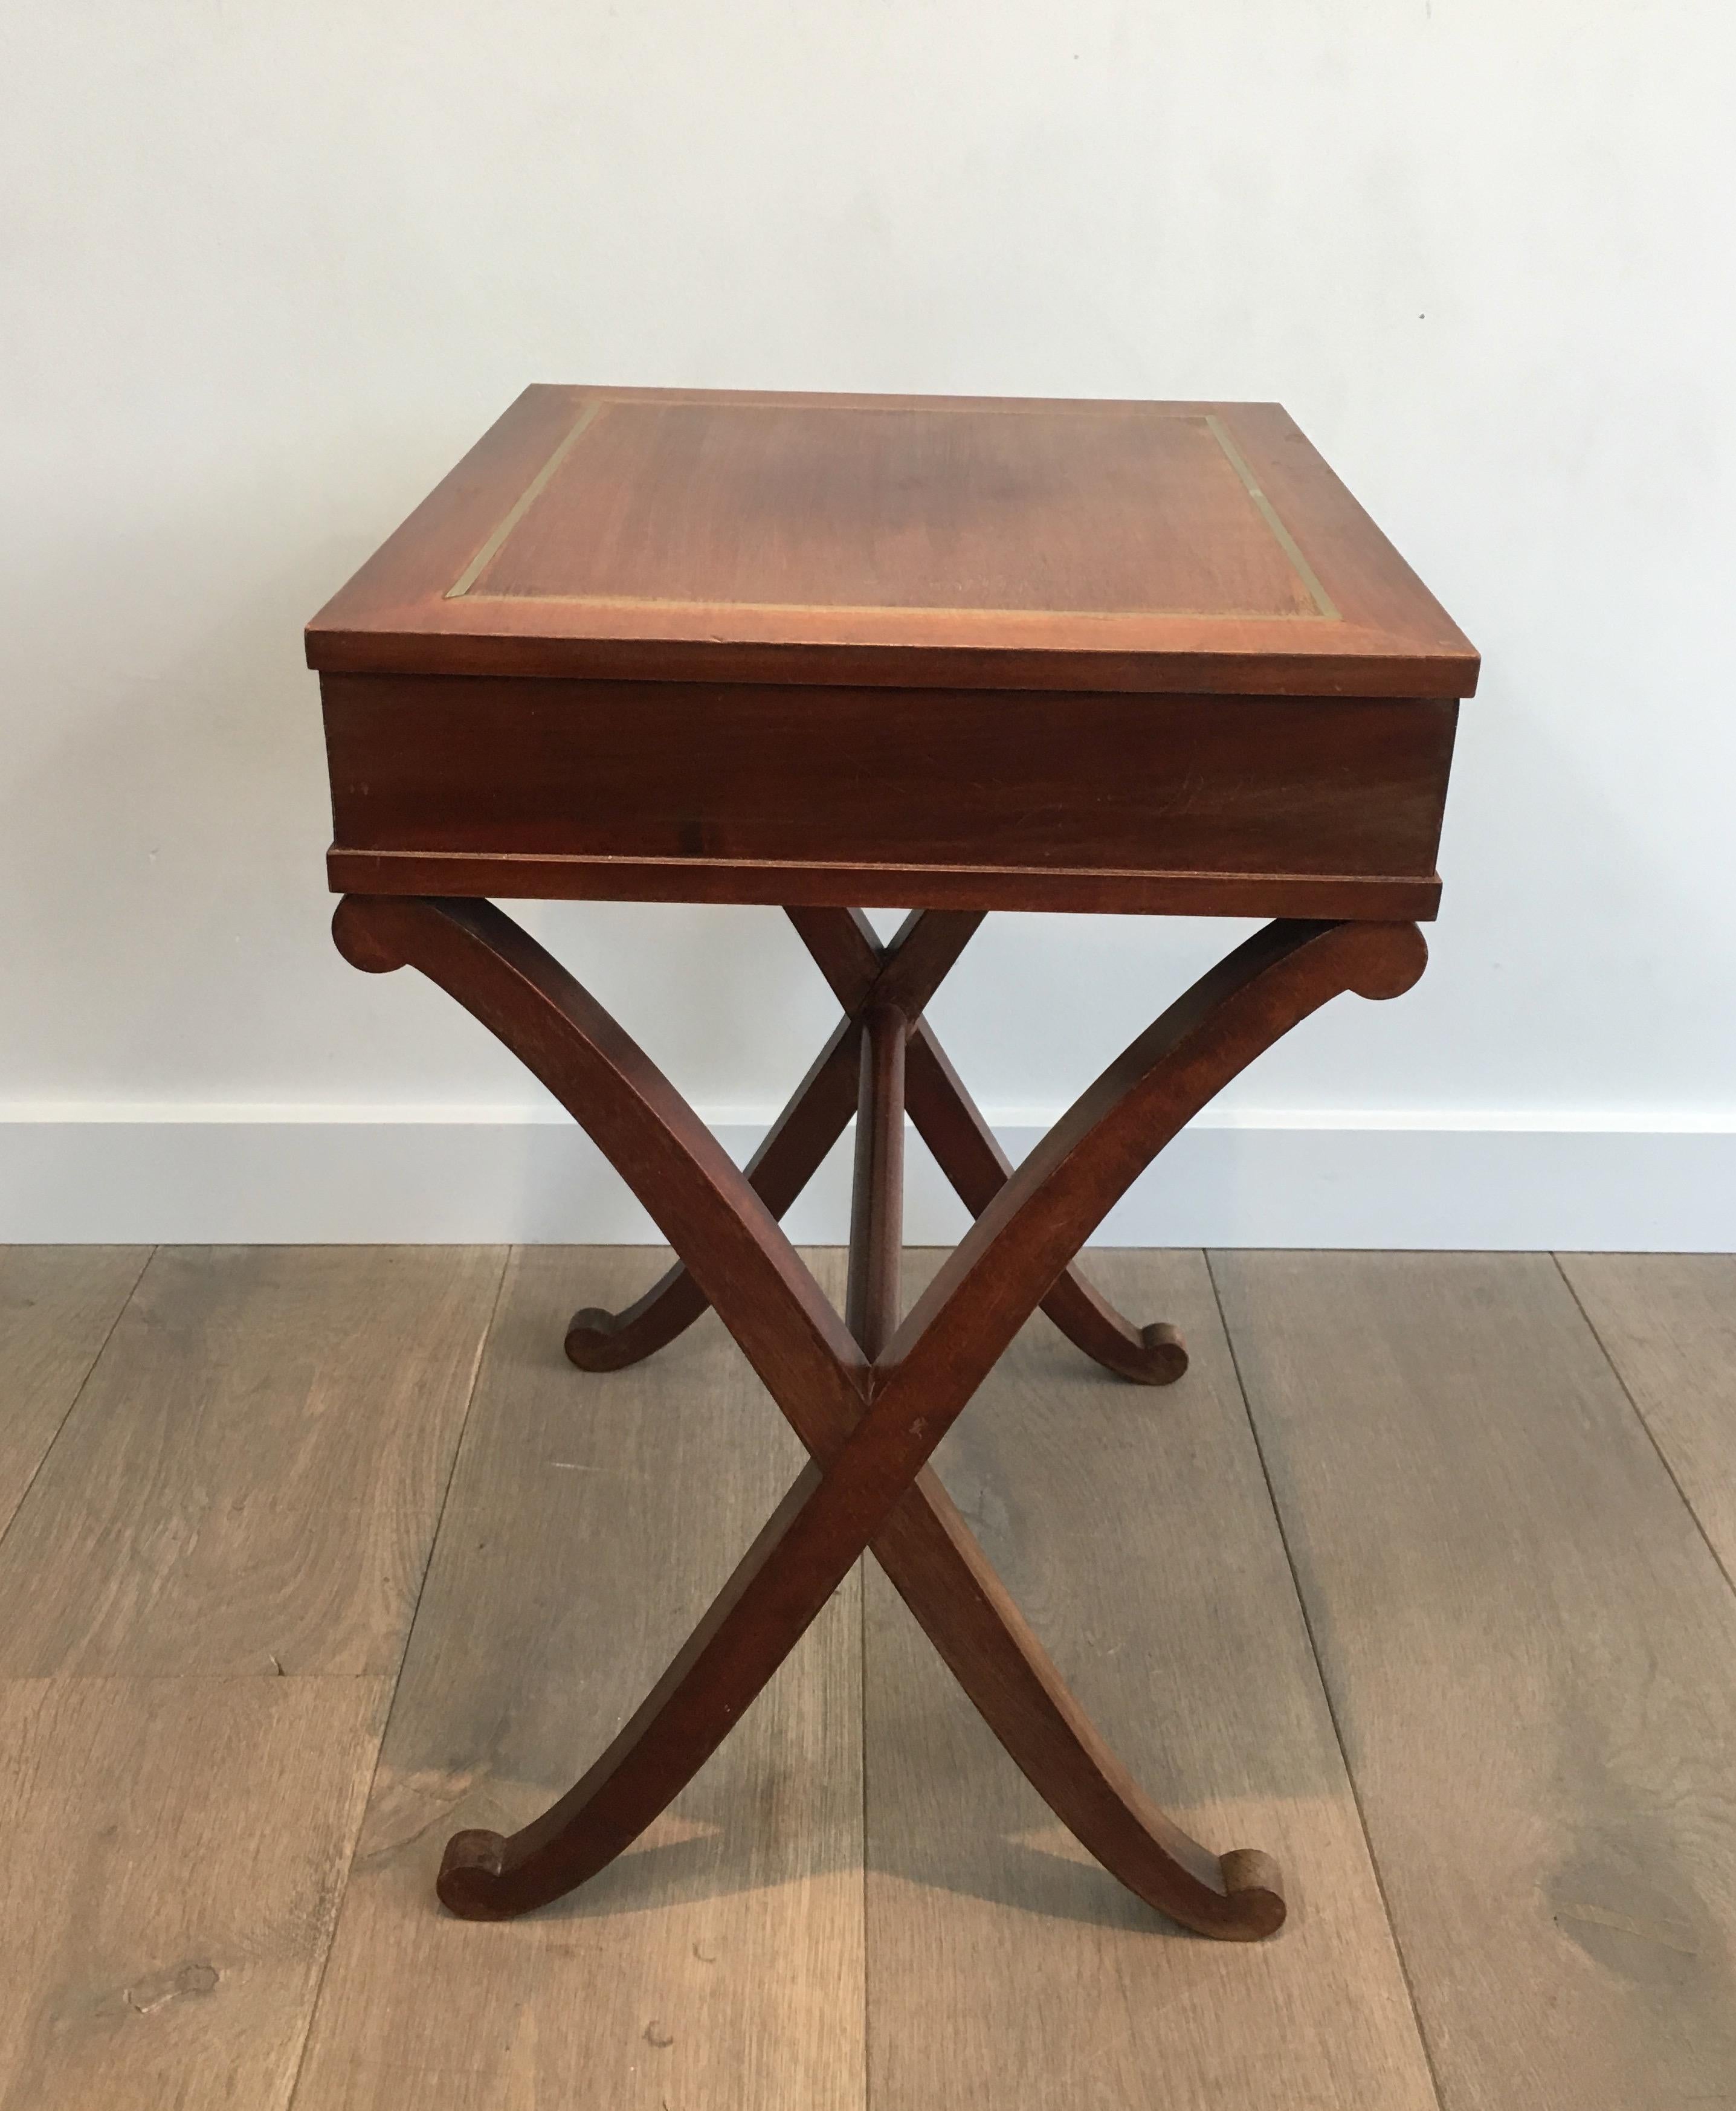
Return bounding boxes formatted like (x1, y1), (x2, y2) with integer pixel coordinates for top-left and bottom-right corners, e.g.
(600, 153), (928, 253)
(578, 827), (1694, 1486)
(565, 907), (1190, 1388)
(334, 895), (1426, 1939)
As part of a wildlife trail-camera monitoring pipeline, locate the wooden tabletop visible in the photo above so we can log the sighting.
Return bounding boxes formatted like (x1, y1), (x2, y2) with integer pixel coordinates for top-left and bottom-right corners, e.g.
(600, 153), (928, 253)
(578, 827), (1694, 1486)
(312, 386), (1473, 918)
(306, 387), (1477, 699)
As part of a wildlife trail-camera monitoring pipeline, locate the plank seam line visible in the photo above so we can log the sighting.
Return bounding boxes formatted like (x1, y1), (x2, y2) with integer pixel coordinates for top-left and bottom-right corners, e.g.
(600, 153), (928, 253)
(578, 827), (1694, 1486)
(1202, 1249), (1450, 2111)
(859, 1549), (873, 2111)
(1551, 1254), (1736, 1602)
(281, 1242), (513, 2110)
(0, 1245), (155, 1564)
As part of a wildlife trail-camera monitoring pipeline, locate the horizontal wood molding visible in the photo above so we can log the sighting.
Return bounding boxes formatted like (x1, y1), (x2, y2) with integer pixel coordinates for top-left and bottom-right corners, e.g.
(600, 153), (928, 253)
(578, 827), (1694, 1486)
(324, 849), (1444, 921)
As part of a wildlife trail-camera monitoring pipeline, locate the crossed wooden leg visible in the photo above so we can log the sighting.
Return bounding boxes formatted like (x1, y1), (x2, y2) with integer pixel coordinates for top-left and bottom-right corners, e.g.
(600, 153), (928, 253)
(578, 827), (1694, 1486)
(567, 907), (1187, 1386)
(334, 896), (1426, 1938)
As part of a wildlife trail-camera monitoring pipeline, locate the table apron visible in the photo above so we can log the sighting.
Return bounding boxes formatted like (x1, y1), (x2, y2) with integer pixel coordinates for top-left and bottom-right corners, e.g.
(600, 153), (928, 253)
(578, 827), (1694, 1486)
(321, 674), (1456, 918)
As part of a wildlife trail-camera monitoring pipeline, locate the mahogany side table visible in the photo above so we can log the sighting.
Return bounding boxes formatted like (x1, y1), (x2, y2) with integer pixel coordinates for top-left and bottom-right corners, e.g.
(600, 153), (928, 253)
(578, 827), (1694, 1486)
(307, 387), (1477, 1938)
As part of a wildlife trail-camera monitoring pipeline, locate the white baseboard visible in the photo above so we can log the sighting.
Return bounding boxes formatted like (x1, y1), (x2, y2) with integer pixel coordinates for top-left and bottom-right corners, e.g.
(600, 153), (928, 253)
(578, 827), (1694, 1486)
(4, 1107), (1733, 1249)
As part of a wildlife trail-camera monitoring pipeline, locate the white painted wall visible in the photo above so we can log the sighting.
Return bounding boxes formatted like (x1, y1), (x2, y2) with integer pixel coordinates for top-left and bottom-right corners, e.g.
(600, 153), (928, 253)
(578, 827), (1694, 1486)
(5, 2), (1734, 1244)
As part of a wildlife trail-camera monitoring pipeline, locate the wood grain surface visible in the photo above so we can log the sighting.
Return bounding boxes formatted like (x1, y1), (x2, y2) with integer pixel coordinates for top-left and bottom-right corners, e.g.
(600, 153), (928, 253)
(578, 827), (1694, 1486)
(291, 1249), (865, 2111)
(1213, 1251), (1736, 2111)
(863, 1249), (1438, 2110)
(0, 1246), (504, 1676)
(5, 1245), (1730, 2108)
(0, 1674), (387, 2111)
(321, 674), (1456, 920)
(331, 900), (1421, 1933)
(1558, 1253), (1736, 1585)
(306, 386), (1479, 698)
(311, 389), (1472, 918)
(468, 398), (1329, 617)
(0, 1246), (147, 1539)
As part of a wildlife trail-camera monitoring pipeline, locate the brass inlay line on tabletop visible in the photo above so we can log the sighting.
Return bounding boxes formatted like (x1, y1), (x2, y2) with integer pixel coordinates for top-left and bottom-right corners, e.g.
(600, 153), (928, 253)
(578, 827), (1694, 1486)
(451, 591), (1329, 622)
(445, 398), (608, 599)
(447, 397), (1339, 622)
(1203, 414), (1340, 620)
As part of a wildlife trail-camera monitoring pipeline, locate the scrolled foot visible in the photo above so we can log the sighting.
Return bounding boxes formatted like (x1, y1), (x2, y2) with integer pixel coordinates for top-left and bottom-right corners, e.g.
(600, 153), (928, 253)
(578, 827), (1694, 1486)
(1072, 1318), (1189, 1387)
(1216, 1846), (1287, 1939)
(331, 895), (411, 975)
(436, 1829), (516, 1921)
(564, 1304), (638, 1371)
(1033, 1271), (1193, 1390)
(1131, 1321), (1189, 1387)
(1342, 921), (1428, 1001)
(558, 1253), (718, 1372)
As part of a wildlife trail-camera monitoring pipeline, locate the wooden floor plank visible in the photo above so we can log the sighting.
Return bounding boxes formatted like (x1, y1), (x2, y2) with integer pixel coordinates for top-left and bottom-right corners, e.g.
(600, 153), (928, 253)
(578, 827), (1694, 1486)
(0, 1673), (389, 2111)
(0, 1246), (505, 1677)
(863, 1250), (1439, 2111)
(1212, 1251), (1736, 2111)
(1558, 1253), (1736, 1587)
(291, 1248), (865, 2111)
(0, 1246), (149, 1539)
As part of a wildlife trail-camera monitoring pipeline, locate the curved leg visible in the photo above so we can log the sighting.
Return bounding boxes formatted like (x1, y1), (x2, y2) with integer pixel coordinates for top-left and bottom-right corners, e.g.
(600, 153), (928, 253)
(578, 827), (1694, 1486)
(566, 906), (983, 1371)
(793, 908), (1192, 1387)
(877, 1469), (1282, 1935)
(335, 896), (1423, 1934)
(566, 903), (1183, 1386)
(565, 1014), (860, 1368)
(905, 1027), (1189, 1385)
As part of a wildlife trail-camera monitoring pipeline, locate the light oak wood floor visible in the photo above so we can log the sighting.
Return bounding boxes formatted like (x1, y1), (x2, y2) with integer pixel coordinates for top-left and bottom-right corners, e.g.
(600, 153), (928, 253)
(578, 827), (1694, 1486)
(1, 1244), (1732, 2110)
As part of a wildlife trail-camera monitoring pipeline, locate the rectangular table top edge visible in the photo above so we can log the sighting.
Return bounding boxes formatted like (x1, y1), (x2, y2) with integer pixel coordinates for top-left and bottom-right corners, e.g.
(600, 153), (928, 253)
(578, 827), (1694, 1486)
(305, 625), (1479, 700)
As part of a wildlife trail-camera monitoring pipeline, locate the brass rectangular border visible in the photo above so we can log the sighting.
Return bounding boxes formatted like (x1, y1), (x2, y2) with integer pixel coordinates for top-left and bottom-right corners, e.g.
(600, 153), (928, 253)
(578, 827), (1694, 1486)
(1202, 415), (1338, 620)
(445, 397), (1340, 622)
(445, 399), (610, 599)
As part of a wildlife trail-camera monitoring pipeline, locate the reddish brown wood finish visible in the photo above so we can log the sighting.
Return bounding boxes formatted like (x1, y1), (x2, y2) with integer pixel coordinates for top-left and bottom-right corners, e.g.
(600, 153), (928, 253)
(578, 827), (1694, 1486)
(320, 673), (1456, 920)
(306, 386), (1479, 700)
(569, 905), (1186, 1387)
(846, 1005), (907, 1362)
(796, 907), (1191, 1385)
(312, 387), (1471, 917)
(473, 399), (1327, 619)
(563, 1016), (859, 1371)
(332, 894), (1426, 1936)
(566, 906), (982, 1373)
(313, 385), (1468, 1946)
(904, 1022), (1190, 1387)
(328, 850), (1438, 921)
